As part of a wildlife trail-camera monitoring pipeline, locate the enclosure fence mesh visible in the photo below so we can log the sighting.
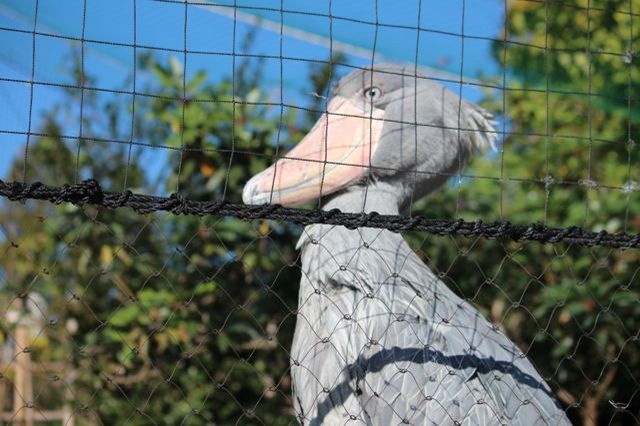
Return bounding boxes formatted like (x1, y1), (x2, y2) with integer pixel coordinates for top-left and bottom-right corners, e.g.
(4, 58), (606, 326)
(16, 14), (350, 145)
(0, 0), (638, 425)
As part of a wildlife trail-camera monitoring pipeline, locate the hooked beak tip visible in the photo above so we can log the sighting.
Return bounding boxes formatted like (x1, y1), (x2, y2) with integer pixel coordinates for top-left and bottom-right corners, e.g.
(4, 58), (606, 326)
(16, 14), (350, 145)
(242, 174), (264, 205)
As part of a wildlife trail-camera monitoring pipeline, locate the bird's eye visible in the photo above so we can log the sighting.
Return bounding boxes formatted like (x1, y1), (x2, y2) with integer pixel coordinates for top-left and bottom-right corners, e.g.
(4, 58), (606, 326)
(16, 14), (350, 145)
(363, 86), (382, 102)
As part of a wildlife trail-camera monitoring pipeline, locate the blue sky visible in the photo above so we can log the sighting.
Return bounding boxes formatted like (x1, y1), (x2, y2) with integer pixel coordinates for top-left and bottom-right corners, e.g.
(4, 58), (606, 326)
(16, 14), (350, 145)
(0, 0), (504, 185)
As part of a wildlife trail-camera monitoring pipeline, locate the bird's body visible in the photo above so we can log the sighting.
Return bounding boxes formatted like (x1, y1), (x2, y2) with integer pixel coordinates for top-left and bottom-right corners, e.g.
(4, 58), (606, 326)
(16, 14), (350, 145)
(291, 191), (569, 425)
(243, 64), (570, 425)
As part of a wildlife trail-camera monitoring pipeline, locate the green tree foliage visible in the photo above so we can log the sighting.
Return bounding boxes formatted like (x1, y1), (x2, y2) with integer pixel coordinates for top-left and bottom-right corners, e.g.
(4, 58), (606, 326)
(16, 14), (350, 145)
(488, 2), (639, 424)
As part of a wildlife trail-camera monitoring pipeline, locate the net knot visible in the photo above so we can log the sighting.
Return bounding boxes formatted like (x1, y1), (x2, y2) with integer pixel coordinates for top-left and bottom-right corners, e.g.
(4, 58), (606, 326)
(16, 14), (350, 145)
(346, 211), (379, 229)
(404, 215), (422, 232)
(79, 179), (104, 205)
(167, 193), (188, 215)
(203, 200), (225, 215)
(3, 181), (43, 202)
(110, 190), (133, 208)
(257, 203), (280, 218)
(445, 218), (465, 234)
(24, 181), (45, 201)
(496, 221), (510, 237)
(321, 208), (341, 223)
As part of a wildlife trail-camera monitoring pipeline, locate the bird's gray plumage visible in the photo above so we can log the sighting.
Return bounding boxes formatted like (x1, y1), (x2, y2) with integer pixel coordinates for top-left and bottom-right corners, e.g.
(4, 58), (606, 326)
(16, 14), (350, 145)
(292, 217), (569, 425)
(244, 64), (570, 425)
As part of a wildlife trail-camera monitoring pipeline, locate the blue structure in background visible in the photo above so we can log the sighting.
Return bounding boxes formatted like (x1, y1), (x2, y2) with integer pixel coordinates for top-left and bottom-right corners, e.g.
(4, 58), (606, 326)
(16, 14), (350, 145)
(0, 0), (504, 181)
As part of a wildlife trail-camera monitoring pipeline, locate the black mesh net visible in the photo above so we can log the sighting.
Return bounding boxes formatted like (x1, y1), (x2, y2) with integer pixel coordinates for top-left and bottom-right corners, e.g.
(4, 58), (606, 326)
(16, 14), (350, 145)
(0, 0), (638, 424)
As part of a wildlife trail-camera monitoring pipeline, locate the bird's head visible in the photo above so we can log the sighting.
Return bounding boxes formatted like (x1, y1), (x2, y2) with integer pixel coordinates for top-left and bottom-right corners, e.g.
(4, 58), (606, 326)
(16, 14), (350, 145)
(242, 64), (496, 209)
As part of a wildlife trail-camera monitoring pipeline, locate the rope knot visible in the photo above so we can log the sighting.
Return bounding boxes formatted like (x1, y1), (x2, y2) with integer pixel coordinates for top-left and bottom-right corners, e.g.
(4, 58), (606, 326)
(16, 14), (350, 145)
(444, 218), (465, 234)
(79, 179), (104, 204)
(321, 208), (341, 224)
(25, 181), (45, 198)
(168, 193), (188, 215)
(346, 211), (379, 229)
(204, 200), (225, 215)
(112, 190), (133, 207)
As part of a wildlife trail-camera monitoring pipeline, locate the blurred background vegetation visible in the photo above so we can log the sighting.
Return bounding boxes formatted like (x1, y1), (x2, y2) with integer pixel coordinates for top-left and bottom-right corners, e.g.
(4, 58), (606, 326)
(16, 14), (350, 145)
(0, 0), (638, 425)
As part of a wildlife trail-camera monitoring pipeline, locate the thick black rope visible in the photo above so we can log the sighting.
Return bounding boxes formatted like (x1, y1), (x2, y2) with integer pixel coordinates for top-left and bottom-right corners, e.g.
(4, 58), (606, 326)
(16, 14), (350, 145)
(1, 179), (638, 249)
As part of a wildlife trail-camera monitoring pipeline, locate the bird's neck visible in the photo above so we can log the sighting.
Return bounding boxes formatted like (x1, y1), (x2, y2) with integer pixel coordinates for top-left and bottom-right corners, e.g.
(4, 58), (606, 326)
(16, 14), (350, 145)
(298, 181), (415, 291)
(296, 181), (407, 254)
(321, 182), (402, 215)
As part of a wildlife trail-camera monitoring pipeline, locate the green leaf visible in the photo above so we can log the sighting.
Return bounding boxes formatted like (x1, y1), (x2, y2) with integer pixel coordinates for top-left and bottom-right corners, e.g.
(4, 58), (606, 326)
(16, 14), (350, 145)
(109, 304), (141, 327)
(194, 281), (216, 295)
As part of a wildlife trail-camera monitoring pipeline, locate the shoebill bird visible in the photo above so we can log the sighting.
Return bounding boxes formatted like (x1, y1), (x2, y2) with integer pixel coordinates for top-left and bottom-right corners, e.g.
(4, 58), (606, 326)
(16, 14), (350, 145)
(243, 64), (570, 425)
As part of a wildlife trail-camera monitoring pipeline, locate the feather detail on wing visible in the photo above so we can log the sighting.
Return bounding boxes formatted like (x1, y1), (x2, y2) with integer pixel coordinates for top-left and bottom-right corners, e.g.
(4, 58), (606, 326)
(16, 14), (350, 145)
(465, 106), (498, 152)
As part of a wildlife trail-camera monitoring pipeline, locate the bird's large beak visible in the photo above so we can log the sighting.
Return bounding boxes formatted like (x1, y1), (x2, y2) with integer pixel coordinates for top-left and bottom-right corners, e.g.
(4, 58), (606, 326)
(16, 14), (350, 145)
(242, 95), (384, 206)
